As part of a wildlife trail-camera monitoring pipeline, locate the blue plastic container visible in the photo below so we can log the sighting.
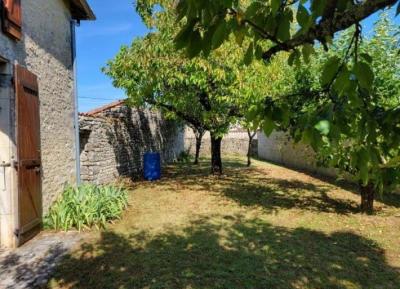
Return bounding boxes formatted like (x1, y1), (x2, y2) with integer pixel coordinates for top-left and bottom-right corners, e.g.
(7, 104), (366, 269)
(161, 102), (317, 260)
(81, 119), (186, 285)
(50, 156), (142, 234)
(144, 152), (161, 181)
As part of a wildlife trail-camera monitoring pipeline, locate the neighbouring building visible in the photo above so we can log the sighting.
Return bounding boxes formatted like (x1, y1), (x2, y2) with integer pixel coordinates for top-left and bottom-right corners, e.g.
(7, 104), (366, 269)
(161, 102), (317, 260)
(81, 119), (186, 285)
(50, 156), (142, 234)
(79, 100), (185, 185)
(0, 0), (95, 248)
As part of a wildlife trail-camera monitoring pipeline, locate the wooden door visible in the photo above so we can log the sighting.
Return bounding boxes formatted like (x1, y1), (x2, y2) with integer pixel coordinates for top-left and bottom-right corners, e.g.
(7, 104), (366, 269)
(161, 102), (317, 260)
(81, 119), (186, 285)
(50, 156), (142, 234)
(14, 64), (42, 246)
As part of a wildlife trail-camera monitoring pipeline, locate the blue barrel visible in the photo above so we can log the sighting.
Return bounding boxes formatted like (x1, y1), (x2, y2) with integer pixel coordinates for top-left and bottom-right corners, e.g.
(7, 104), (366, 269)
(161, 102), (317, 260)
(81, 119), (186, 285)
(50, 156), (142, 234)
(144, 152), (161, 181)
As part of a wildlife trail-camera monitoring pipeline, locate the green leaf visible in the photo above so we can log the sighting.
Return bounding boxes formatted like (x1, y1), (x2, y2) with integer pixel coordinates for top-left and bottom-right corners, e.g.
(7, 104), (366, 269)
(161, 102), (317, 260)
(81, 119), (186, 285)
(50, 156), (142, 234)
(243, 42), (254, 66)
(276, 13), (291, 41)
(302, 44), (314, 63)
(271, 0), (281, 15)
(175, 20), (196, 50)
(314, 120), (330, 135)
(333, 67), (350, 95)
(297, 4), (310, 28)
(212, 20), (227, 49)
(245, 105), (259, 121)
(311, 0), (326, 17)
(360, 53), (373, 63)
(187, 31), (203, 58)
(234, 27), (245, 46)
(263, 118), (276, 136)
(288, 49), (300, 66)
(353, 61), (374, 91)
(321, 56), (340, 87)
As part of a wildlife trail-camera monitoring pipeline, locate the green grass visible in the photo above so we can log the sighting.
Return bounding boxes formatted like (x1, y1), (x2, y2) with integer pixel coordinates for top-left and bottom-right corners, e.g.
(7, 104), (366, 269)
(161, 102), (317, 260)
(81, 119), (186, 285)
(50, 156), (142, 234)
(48, 157), (400, 289)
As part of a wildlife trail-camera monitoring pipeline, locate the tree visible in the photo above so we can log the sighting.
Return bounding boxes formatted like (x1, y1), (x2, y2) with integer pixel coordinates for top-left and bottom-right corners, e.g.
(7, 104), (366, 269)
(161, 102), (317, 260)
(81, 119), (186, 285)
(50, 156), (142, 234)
(246, 128), (257, 167)
(162, 0), (400, 213)
(278, 15), (400, 214)
(171, 0), (399, 61)
(105, 4), (251, 174)
(190, 125), (206, 165)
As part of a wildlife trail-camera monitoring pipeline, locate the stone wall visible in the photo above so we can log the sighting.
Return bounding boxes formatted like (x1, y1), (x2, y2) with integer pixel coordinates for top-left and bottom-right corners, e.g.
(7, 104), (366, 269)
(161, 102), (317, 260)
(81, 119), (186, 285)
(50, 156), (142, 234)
(0, 0), (78, 247)
(258, 131), (337, 177)
(0, 0), (77, 212)
(184, 128), (258, 158)
(79, 106), (184, 185)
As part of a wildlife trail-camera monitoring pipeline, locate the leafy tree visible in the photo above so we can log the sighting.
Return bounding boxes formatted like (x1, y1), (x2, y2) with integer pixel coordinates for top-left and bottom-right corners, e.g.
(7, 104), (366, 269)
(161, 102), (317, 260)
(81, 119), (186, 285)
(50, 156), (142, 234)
(278, 15), (400, 214)
(169, 0), (399, 61)
(149, 0), (399, 213)
(105, 4), (246, 174)
(107, 1), (289, 174)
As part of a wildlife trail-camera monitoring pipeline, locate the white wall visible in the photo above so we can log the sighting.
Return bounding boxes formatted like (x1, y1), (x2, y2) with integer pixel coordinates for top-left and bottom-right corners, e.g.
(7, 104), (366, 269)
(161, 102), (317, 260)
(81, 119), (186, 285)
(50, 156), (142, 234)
(258, 131), (337, 177)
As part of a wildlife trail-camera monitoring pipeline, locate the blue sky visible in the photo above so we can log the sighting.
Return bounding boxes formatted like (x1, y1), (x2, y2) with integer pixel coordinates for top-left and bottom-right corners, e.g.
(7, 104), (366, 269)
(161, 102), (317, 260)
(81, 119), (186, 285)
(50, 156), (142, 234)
(75, 2), (398, 112)
(75, 1), (148, 112)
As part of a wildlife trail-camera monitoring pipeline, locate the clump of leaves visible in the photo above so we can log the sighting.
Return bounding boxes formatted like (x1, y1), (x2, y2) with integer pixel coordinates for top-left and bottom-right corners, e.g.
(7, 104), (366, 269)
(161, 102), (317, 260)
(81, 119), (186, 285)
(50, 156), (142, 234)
(44, 184), (129, 231)
(177, 151), (192, 163)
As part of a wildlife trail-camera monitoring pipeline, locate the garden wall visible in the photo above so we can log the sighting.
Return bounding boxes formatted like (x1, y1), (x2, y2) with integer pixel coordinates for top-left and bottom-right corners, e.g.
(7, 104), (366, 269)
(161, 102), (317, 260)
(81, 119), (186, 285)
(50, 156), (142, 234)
(257, 131), (337, 178)
(79, 103), (184, 184)
(184, 127), (258, 158)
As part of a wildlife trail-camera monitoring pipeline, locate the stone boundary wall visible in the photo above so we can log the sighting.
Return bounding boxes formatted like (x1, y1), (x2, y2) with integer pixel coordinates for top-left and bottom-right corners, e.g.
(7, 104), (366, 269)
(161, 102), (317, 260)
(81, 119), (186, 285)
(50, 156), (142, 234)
(258, 131), (337, 178)
(79, 107), (184, 185)
(184, 128), (258, 158)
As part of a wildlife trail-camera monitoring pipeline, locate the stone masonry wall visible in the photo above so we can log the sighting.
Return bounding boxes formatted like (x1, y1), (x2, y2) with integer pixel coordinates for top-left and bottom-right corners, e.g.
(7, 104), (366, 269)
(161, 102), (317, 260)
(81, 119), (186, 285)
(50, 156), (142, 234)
(80, 107), (184, 185)
(0, 0), (77, 214)
(257, 131), (337, 178)
(184, 128), (258, 158)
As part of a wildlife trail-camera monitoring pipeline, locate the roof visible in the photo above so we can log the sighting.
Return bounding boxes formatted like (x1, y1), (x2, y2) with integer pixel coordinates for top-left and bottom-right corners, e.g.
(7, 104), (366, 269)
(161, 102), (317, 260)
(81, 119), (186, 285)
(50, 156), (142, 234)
(80, 100), (126, 116)
(69, 0), (96, 20)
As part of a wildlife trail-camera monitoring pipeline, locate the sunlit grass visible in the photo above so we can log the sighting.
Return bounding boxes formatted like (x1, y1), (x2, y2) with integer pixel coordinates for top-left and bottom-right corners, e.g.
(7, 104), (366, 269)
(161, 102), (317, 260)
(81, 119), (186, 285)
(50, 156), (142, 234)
(48, 157), (400, 289)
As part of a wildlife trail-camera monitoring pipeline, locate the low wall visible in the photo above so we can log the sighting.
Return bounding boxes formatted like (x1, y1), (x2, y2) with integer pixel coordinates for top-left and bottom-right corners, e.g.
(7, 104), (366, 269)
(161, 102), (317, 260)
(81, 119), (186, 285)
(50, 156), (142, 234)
(184, 128), (258, 158)
(79, 107), (184, 185)
(257, 131), (337, 177)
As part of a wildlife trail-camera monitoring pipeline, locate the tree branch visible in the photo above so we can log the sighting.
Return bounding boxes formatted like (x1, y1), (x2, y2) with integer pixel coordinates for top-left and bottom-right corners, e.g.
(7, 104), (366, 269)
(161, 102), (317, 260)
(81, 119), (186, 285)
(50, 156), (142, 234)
(146, 98), (209, 130)
(262, 0), (397, 60)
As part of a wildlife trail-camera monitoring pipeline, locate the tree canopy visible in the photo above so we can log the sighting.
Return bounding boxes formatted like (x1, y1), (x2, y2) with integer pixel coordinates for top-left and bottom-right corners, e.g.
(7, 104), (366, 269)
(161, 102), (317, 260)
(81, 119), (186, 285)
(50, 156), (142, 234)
(104, 1), (288, 173)
(272, 14), (400, 213)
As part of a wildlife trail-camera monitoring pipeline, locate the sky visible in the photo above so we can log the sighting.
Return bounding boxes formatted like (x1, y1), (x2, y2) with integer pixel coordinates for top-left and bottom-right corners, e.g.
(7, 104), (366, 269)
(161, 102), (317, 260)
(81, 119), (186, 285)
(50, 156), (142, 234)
(75, 1), (149, 112)
(75, 2), (399, 113)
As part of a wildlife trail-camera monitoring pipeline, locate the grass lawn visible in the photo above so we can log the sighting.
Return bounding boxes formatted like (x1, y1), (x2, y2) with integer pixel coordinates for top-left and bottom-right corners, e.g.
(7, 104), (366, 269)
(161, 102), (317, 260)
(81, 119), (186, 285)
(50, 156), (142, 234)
(48, 157), (400, 289)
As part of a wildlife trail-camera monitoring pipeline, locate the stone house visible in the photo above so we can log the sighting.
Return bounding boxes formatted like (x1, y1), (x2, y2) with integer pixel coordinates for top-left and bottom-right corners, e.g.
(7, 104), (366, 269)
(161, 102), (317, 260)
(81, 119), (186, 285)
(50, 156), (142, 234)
(0, 0), (95, 248)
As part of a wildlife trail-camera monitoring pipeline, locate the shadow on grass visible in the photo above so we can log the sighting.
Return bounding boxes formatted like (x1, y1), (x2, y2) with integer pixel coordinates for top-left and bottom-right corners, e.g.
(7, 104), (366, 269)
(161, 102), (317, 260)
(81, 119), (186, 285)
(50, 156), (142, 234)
(48, 216), (399, 289)
(160, 159), (360, 215)
(253, 157), (400, 210)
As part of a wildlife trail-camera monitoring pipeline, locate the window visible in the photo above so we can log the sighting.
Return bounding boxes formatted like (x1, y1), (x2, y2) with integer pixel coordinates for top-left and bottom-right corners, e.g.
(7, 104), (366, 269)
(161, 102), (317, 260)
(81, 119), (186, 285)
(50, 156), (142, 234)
(2, 0), (22, 40)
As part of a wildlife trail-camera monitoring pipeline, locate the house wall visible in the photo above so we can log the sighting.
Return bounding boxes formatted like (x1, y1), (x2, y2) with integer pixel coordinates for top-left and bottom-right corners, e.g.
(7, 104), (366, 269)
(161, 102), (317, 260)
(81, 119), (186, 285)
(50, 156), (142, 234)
(0, 0), (77, 247)
(79, 107), (185, 185)
(184, 128), (258, 158)
(257, 131), (337, 178)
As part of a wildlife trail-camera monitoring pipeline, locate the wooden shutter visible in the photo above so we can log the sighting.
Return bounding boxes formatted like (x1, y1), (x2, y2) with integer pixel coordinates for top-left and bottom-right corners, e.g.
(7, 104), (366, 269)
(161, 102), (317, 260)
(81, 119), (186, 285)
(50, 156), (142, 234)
(2, 0), (22, 40)
(14, 64), (42, 246)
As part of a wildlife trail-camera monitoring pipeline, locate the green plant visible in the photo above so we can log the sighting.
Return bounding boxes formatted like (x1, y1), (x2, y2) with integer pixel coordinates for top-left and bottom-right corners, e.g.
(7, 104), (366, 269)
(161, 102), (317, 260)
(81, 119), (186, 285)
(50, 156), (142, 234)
(177, 151), (192, 163)
(44, 184), (129, 231)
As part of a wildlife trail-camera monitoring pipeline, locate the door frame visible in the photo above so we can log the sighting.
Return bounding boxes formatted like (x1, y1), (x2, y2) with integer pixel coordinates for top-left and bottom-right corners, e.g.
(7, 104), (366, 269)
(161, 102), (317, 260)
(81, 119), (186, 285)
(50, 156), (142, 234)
(0, 57), (19, 249)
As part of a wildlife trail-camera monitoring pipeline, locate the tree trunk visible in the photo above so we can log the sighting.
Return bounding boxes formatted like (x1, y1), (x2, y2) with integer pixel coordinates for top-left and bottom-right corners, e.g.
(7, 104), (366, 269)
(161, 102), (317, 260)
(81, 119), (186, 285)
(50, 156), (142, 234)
(210, 134), (223, 175)
(359, 182), (375, 215)
(247, 129), (256, 167)
(194, 135), (202, 165)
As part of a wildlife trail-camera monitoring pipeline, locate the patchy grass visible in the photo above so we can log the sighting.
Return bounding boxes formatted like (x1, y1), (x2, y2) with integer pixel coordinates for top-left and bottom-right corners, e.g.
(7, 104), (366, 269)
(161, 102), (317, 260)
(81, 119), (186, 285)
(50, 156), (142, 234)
(48, 157), (400, 289)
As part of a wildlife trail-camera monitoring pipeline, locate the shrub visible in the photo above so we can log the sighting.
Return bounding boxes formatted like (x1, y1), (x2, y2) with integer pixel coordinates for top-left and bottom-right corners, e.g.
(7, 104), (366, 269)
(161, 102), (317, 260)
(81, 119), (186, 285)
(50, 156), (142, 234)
(177, 151), (192, 163)
(44, 184), (128, 231)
